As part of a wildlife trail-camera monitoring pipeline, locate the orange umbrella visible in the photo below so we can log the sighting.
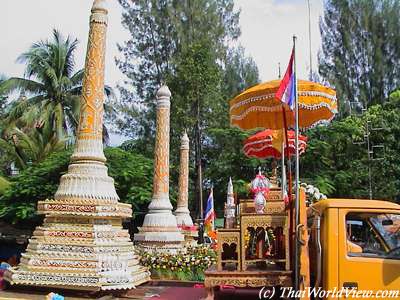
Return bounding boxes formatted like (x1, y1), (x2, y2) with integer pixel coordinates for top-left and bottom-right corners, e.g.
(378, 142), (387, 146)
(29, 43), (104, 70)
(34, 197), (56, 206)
(243, 129), (307, 159)
(230, 79), (337, 130)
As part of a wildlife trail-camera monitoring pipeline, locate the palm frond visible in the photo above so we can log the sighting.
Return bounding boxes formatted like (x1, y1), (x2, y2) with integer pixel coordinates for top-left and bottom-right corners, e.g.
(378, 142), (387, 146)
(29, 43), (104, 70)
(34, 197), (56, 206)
(0, 77), (45, 95)
(53, 102), (66, 139)
(4, 95), (46, 126)
(52, 29), (79, 77)
(70, 69), (84, 85)
(104, 85), (116, 101)
(0, 136), (27, 169)
(10, 127), (41, 161)
(67, 86), (83, 96)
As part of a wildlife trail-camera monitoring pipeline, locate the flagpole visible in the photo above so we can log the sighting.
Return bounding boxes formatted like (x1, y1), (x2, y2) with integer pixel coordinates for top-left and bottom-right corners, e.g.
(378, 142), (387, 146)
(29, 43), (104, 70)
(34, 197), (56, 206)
(293, 34), (300, 292)
(281, 136), (285, 195)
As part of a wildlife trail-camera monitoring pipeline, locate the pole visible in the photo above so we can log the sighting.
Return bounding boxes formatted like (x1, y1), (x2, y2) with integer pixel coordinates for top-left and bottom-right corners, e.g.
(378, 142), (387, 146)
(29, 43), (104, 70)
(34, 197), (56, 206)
(293, 35), (300, 292)
(281, 105), (291, 204)
(366, 122), (373, 199)
(278, 62), (281, 79)
(282, 105), (294, 270)
(307, 0), (313, 79)
(196, 96), (204, 220)
(281, 137), (285, 193)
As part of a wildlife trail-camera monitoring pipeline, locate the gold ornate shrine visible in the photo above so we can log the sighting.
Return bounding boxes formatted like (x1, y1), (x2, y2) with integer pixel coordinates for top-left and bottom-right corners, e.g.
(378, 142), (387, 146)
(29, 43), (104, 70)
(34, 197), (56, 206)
(205, 185), (292, 291)
(217, 228), (240, 271)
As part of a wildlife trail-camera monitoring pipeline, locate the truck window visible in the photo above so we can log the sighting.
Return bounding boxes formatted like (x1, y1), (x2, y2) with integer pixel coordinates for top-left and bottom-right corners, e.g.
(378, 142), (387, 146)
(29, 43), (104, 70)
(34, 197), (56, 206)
(346, 213), (400, 259)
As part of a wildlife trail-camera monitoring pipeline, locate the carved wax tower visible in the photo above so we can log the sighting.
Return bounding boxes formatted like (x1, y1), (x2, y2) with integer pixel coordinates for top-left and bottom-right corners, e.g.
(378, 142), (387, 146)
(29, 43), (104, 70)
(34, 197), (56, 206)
(224, 177), (236, 228)
(174, 131), (193, 226)
(134, 86), (184, 253)
(5, 0), (150, 290)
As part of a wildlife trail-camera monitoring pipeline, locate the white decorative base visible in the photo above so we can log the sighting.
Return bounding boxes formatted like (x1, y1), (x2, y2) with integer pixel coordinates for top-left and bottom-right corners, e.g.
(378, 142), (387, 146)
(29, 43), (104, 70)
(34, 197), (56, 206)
(142, 210), (181, 227)
(134, 209), (185, 254)
(5, 217), (150, 290)
(134, 242), (185, 255)
(55, 162), (119, 202)
(134, 230), (184, 243)
(174, 207), (193, 226)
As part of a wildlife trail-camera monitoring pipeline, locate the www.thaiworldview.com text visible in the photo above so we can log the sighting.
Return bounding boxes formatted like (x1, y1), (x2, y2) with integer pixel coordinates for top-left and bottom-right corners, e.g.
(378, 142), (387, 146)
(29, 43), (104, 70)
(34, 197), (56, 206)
(258, 286), (400, 299)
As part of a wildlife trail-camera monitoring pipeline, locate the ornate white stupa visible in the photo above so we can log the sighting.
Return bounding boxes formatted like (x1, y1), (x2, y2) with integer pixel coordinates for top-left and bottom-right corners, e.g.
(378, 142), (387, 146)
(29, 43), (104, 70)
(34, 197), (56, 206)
(5, 0), (150, 290)
(174, 131), (194, 227)
(134, 86), (184, 253)
(224, 178), (236, 228)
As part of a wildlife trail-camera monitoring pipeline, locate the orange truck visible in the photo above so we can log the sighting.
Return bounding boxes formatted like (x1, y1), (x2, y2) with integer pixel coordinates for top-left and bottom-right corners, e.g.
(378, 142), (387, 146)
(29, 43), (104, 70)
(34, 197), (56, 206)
(305, 199), (400, 299)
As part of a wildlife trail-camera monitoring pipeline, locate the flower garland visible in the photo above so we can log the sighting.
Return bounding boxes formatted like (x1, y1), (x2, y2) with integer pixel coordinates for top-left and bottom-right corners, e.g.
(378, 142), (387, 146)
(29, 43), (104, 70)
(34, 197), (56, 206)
(137, 246), (216, 281)
(300, 182), (327, 204)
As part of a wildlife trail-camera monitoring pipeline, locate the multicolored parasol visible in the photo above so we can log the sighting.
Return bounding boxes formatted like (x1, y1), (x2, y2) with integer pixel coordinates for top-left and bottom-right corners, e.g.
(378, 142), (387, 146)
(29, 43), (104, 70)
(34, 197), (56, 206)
(229, 79), (337, 130)
(243, 129), (307, 159)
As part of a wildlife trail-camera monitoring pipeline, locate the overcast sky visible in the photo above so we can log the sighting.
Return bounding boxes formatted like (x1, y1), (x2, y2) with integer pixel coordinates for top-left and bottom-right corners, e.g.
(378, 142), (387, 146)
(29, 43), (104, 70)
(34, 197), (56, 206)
(1, 0), (323, 88)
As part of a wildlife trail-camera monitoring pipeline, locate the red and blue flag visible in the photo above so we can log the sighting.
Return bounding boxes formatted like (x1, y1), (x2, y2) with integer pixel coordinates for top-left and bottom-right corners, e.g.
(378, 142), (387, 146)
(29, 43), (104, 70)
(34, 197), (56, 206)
(276, 47), (295, 110)
(204, 188), (215, 234)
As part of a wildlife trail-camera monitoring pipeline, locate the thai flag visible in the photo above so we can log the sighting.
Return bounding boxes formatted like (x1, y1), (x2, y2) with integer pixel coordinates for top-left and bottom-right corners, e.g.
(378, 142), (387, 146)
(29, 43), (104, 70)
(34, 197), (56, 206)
(275, 48), (295, 110)
(204, 188), (215, 233)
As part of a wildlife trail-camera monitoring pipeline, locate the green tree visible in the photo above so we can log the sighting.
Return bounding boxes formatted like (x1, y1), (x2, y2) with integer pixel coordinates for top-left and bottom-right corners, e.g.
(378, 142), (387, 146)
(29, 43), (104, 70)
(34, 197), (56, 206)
(116, 0), (240, 143)
(223, 46), (259, 104)
(117, 0), (262, 218)
(0, 147), (154, 224)
(302, 90), (400, 203)
(0, 76), (7, 118)
(0, 76), (11, 175)
(1, 30), (83, 139)
(0, 126), (67, 169)
(319, 0), (400, 115)
(0, 30), (114, 141)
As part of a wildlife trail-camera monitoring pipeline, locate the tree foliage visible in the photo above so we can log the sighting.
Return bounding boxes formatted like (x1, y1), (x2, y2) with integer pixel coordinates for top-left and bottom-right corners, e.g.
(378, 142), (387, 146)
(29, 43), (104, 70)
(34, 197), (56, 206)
(0, 147), (154, 224)
(1, 30), (84, 139)
(116, 0), (259, 217)
(302, 90), (400, 202)
(116, 0), (241, 141)
(319, 0), (400, 115)
(0, 30), (116, 171)
(0, 149), (72, 223)
(0, 176), (10, 196)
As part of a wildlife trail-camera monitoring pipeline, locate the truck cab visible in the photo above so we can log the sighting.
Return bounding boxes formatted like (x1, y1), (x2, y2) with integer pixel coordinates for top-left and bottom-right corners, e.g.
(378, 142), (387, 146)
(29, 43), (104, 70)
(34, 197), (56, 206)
(308, 199), (400, 297)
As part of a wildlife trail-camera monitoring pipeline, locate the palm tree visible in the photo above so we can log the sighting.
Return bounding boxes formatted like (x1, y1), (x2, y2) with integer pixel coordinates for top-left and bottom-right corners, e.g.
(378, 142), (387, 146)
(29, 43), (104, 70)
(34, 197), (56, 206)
(1, 29), (114, 142)
(0, 123), (68, 169)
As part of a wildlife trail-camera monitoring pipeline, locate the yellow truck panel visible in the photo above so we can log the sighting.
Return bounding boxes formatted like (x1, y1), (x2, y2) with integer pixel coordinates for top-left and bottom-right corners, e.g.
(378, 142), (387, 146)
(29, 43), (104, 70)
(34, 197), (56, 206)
(310, 199), (400, 299)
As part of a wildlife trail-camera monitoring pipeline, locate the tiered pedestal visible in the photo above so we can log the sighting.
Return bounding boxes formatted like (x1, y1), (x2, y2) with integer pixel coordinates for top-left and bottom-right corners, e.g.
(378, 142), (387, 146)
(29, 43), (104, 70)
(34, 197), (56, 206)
(5, 201), (150, 291)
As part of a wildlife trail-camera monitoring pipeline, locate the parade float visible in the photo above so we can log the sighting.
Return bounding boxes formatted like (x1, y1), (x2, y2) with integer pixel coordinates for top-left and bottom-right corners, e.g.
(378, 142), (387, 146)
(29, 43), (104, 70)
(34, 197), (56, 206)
(204, 44), (339, 296)
(4, 0), (150, 291)
(205, 162), (292, 290)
